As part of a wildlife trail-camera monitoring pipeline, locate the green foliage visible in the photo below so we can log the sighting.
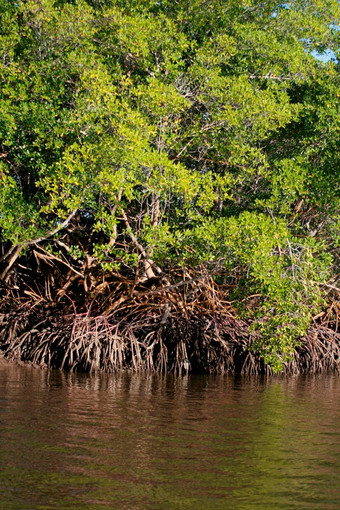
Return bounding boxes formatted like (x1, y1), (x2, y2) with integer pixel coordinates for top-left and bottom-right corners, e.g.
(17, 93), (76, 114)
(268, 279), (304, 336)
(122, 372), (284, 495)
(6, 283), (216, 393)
(0, 0), (339, 369)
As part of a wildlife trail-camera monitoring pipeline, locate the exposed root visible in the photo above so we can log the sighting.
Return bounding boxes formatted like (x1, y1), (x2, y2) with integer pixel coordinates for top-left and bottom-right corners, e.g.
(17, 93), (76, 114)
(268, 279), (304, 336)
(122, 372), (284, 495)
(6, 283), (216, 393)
(286, 301), (340, 374)
(0, 270), (250, 373)
(0, 253), (338, 375)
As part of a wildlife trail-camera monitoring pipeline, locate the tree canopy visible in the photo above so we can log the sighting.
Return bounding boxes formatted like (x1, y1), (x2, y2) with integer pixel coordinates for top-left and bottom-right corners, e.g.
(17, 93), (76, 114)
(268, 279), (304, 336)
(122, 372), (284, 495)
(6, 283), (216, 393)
(0, 0), (339, 369)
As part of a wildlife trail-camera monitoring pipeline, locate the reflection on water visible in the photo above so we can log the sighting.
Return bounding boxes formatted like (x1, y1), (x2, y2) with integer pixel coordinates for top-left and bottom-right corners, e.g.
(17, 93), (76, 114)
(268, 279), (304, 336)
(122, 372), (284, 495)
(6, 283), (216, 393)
(0, 359), (339, 509)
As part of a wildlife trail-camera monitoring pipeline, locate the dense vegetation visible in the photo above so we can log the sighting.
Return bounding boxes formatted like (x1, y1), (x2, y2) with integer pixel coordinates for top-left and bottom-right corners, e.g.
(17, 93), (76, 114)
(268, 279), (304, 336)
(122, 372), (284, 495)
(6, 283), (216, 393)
(0, 0), (339, 372)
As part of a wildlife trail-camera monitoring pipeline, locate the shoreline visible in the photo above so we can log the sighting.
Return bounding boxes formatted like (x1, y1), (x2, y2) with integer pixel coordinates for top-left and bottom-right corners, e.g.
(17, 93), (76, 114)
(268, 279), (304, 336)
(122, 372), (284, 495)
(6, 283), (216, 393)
(1, 295), (339, 375)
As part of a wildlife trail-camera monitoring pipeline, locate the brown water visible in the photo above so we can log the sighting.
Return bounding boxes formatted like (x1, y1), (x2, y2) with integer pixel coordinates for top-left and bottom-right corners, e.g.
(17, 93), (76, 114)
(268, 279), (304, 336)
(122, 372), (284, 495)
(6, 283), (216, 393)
(0, 359), (339, 510)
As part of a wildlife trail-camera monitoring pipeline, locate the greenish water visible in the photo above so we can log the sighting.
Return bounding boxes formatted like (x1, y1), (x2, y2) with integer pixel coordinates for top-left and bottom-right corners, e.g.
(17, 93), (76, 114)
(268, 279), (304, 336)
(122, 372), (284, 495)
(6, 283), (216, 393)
(0, 360), (339, 509)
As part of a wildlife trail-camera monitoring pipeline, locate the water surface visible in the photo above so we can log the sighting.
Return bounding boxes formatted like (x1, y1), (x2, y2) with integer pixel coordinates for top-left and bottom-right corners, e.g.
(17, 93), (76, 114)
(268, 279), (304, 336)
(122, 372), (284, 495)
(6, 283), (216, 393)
(0, 359), (339, 509)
